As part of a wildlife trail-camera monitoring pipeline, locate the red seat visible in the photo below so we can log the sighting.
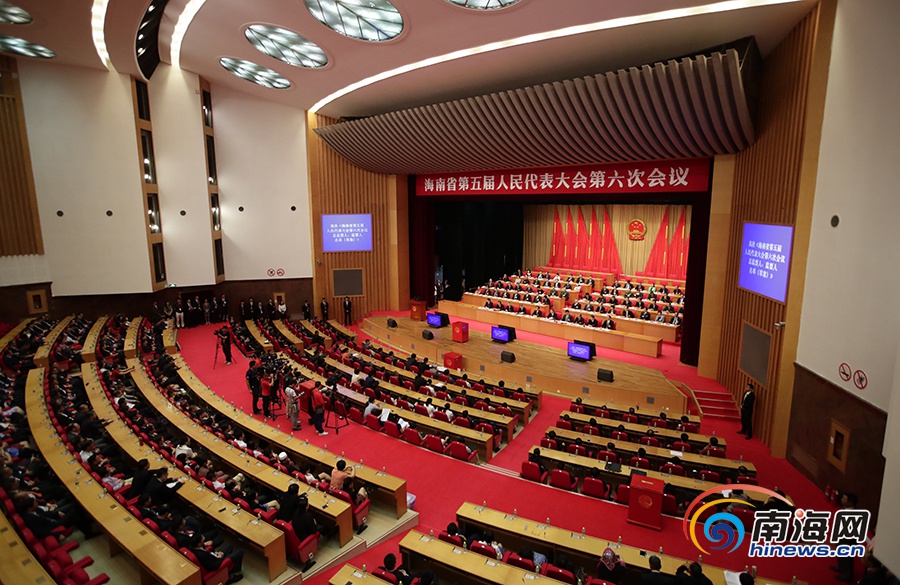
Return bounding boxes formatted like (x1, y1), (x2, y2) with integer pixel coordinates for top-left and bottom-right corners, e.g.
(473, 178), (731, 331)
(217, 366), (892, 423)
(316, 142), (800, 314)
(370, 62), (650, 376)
(583, 425), (601, 436)
(621, 414), (638, 424)
(365, 414), (383, 431)
(331, 489), (371, 534)
(556, 420), (573, 431)
(639, 436), (660, 447)
(540, 563), (576, 584)
(595, 409), (610, 418)
(614, 484), (630, 504)
(704, 447), (726, 458)
(521, 461), (548, 483)
(585, 579), (617, 585)
(733, 507), (755, 531)
(424, 434), (446, 454)
(581, 477), (609, 499)
(699, 469), (720, 482)
(596, 450), (618, 463)
(549, 468), (578, 491)
(414, 405), (429, 416)
(680, 422), (699, 433)
(433, 410), (450, 423)
(650, 418), (669, 429)
(437, 531), (464, 547)
(567, 444), (587, 457)
(570, 403), (585, 414)
(348, 407), (364, 424)
(469, 541), (498, 559)
(736, 475), (758, 485)
(452, 417), (471, 429)
(404, 428), (422, 446)
(660, 463), (685, 476)
(611, 431), (629, 442)
(273, 519), (318, 571)
(504, 552), (536, 571)
(372, 568), (399, 584)
(179, 547), (233, 585)
(447, 441), (477, 463)
(475, 422), (501, 451)
(628, 457), (650, 470)
(671, 441), (692, 453)
(662, 493), (679, 515)
(540, 438), (558, 450)
(473, 400), (488, 411)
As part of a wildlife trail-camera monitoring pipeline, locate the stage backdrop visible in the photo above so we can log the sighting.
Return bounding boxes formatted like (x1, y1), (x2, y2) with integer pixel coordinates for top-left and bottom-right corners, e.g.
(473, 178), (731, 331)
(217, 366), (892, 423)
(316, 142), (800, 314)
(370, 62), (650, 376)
(522, 204), (692, 280)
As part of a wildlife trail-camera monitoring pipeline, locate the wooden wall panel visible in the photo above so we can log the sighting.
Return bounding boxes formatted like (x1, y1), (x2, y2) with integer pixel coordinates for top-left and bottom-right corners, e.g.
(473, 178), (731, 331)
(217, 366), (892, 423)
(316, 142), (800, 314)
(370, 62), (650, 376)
(0, 58), (42, 256)
(717, 1), (835, 454)
(307, 114), (409, 321)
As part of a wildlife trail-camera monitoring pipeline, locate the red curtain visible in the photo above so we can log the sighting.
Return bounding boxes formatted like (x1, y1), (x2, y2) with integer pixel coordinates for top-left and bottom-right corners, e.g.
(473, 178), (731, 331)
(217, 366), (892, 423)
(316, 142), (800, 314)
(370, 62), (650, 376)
(548, 208), (564, 267)
(589, 207), (602, 272)
(643, 208), (669, 278)
(600, 206), (623, 276)
(575, 209), (590, 270)
(562, 209), (577, 268)
(667, 208), (689, 280)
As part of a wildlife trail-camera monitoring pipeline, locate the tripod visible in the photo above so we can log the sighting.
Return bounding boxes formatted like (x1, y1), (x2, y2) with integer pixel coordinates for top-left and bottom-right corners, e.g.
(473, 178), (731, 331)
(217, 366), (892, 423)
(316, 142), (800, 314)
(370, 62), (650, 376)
(213, 337), (221, 369)
(324, 405), (349, 435)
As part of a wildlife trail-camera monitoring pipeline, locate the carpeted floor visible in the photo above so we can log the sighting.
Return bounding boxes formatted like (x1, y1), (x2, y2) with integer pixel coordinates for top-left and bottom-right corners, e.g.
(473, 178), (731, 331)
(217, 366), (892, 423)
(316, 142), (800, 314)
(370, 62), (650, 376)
(177, 321), (841, 585)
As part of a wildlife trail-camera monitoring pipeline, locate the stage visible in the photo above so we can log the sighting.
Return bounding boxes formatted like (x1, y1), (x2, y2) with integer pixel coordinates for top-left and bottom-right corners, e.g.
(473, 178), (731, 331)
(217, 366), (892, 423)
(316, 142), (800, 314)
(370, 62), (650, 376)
(361, 314), (688, 415)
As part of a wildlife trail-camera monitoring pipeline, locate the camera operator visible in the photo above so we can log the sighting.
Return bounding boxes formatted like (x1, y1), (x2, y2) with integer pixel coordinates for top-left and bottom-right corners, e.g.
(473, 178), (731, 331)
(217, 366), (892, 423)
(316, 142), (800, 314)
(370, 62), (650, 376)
(215, 326), (232, 365)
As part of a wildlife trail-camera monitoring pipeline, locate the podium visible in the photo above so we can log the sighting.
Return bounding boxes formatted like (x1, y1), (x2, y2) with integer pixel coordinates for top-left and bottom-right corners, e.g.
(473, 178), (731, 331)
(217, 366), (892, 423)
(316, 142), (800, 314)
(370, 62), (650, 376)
(627, 474), (664, 530)
(444, 352), (462, 370)
(410, 299), (427, 322)
(452, 322), (469, 343)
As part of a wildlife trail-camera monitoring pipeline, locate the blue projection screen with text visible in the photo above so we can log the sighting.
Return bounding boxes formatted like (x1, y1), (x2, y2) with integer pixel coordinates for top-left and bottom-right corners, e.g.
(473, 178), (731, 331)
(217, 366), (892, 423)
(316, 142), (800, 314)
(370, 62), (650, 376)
(738, 222), (794, 303)
(322, 214), (373, 252)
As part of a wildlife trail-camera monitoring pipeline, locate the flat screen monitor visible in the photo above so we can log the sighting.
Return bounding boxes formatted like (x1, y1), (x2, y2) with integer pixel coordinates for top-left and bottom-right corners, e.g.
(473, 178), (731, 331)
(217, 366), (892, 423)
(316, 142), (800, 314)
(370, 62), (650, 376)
(491, 326), (510, 343)
(427, 312), (449, 328)
(498, 324), (516, 341)
(573, 339), (596, 358)
(738, 222), (794, 303)
(321, 214), (373, 252)
(568, 342), (593, 361)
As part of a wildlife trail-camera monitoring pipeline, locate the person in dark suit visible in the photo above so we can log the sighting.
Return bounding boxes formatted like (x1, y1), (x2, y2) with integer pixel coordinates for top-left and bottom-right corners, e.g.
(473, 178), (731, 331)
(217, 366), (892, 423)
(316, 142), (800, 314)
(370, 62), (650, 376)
(343, 296), (352, 325)
(246, 361), (261, 414)
(302, 300), (312, 320)
(320, 297), (329, 320)
(675, 562), (712, 585)
(640, 309), (652, 320)
(738, 383), (756, 439)
(188, 532), (244, 584)
(600, 316), (615, 330)
(640, 555), (674, 584)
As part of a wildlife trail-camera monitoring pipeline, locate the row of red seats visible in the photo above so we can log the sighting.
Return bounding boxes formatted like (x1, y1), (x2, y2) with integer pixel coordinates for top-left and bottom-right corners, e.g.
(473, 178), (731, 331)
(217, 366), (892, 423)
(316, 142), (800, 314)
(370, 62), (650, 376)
(570, 402), (699, 433)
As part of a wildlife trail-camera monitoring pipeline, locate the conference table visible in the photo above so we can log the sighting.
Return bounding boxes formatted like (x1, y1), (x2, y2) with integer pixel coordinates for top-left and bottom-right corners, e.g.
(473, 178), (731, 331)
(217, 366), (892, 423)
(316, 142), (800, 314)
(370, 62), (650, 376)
(562, 410), (726, 453)
(80, 315), (108, 362)
(447, 301), (663, 358)
(327, 320), (358, 342)
(274, 320), (304, 349)
(319, 352), (518, 443)
(536, 447), (767, 505)
(569, 397), (700, 426)
(545, 426), (754, 479)
(0, 317), (33, 352)
(123, 317), (142, 359)
(568, 307), (682, 342)
(532, 266), (615, 285)
(244, 320), (274, 352)
(163, 318), (178, 354)
(509, 274), (594, 295)
(0, 506), (55, 585)
(454, 502), (801, 585)
(296, 320), (333, 349)
(81, 363), (288, 580)
(343, 350), (533, 423)
(128, 359), (356, 547)
(329, 564), (393, 585)
(172, 355), (409, 519)
(33, 315), (73, 367)
(25, 369), (203, 585)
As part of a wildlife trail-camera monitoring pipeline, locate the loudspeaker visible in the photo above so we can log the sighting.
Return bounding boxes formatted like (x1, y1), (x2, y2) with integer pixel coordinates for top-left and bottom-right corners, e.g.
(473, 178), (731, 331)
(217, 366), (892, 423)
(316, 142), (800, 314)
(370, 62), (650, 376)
(422, 330), (434, 340)
(501, 351), (516, 363)
(597, 368), (614, 383)
(387, 318), (398, 328)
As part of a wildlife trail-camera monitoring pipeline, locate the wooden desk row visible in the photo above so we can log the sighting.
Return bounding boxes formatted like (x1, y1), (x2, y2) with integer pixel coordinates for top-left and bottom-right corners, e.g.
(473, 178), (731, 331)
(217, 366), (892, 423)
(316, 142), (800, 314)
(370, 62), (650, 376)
(463, 292), (565, 315)
(172, 355), (408, 519)
(571, 397), (699, 426)
(273, 320), (304, 349)
(455, 502), (800, 585)
(127, 359), (356, 547)
(532, 266), (615, 286)
(566, 308), (681, 343)
(563, 410), (726, 453)
(507, 275), (593, 295)
(33, 316), (73, 368)
(295, 320), (334, 349)
(327, 320), (358, 342)
(244, 320), (275, 353)
(341, 350), (533, 423)
(320, 353), (518, 444)
(123, 317), (143, 360)
(82, 363), (287, 581)
(329, 384), (494, 464)
(0, 502), (56, 585)
(445, 302), (664, 359)
(80, 316), (108, 363)
(25, 368), (203, 585)
(0, 317), (34, 353)
(163, 319), (178, 354)
(546, 427), (753, 477)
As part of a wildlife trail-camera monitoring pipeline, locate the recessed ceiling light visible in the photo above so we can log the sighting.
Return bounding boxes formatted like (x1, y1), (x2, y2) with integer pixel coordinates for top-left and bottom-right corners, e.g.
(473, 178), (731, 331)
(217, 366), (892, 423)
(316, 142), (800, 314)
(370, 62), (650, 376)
(0, 35), (55, 58)
(0, 1), (33, 24)
(446, 0), (519, 9)
(245, 24), (328, 68)
(304, 0), (403, 42)
(148, 4), (155, 11)
(219, 57), (291, 89)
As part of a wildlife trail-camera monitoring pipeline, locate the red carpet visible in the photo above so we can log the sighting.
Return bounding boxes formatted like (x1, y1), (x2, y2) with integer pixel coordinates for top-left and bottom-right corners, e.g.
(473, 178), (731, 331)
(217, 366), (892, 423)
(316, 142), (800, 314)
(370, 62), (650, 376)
(177, 323), (841, 585)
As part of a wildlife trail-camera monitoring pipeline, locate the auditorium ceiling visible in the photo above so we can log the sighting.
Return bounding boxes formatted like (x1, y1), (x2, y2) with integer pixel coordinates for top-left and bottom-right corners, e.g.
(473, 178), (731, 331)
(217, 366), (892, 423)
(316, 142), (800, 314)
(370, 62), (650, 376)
(1, 0), (817, 119)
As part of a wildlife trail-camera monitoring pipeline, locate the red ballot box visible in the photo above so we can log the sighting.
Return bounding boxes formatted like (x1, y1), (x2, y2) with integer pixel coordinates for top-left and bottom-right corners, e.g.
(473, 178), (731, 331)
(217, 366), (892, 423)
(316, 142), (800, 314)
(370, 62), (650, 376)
(452, 322), (469, 343)
(627, 474), (664, 530)
(296, 380), (317, 413)
(443, 352), (462, 370)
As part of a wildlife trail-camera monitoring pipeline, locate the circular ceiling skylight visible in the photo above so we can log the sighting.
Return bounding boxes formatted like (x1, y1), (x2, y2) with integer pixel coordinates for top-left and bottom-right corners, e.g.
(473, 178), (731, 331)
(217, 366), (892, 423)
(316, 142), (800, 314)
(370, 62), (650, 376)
(245, 24), (328, 68)
(219, 57), (291, 89)
(304, 0), (403, 42)
(0, 35), (55, 58)
(446, 0), (519, 9)
(0, 1), (32, 25)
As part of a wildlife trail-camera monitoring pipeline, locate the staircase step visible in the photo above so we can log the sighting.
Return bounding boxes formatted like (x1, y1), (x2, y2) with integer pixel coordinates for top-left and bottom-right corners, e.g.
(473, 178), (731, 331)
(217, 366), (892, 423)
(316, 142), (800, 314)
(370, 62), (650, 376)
(704, 413), (741, 421)
(702, 406), (739, 416)
(694, 389), (734, 399)
(697, 397), (736, 406)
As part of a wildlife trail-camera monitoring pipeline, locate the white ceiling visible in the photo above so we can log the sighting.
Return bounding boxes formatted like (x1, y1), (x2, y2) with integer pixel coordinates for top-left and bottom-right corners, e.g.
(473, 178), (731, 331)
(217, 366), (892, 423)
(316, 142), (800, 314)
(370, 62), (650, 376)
(2, 0), (817, 118)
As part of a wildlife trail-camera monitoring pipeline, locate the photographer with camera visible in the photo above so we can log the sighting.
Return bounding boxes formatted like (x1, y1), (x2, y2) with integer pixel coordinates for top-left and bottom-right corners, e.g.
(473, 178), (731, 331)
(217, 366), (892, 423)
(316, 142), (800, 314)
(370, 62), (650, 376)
(215, 326), (232, 365)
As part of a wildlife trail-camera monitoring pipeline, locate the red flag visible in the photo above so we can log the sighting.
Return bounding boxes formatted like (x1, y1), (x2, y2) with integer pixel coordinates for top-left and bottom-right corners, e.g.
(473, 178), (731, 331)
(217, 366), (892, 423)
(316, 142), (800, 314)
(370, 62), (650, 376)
(643, 208), (670, 278)
(563, 208), (576, 268)
(576, 208), (590, 270)
(589, 207), (602, 272)
(548, 208), (564, 267)
(667, 208), (689, 279)
(601, 206), (623, 276)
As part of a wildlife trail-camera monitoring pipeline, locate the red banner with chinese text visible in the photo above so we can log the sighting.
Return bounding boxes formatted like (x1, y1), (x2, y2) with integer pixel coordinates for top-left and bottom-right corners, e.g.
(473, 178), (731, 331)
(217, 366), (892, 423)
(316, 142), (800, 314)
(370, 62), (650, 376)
(415, 158), (710, 196)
